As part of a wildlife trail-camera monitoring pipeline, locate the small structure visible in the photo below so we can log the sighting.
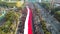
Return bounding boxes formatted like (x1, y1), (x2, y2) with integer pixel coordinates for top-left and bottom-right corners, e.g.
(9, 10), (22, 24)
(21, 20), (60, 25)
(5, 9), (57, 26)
(0, 8), (6, 21)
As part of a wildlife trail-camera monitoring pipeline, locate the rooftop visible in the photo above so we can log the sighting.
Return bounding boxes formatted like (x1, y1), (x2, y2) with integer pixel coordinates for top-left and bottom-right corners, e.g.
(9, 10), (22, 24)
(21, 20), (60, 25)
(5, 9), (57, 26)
(54, 0), (60, 3)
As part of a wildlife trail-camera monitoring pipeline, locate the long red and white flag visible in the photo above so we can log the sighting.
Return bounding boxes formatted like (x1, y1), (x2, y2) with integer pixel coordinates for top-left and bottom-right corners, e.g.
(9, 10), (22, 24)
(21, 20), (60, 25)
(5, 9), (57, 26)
(24, 6), (33, 34)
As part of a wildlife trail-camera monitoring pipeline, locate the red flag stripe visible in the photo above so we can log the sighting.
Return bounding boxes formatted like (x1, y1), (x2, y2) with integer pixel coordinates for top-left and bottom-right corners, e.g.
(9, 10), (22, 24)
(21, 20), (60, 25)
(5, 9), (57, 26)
(28, 8), (33, 34)
(24, 6), (33, 34)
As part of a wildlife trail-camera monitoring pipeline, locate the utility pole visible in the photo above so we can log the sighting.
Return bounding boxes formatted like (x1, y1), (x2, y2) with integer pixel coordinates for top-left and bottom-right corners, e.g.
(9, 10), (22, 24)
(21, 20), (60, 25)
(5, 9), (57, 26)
(51, 0), (54, 9)
(48, 0), (54, 13)
(23, 0), (25, 3)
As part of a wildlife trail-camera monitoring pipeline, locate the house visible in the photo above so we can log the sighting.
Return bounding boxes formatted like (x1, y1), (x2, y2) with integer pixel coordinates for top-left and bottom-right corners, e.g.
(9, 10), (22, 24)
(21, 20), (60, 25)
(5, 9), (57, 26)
(41, 0), (60, 3)
(41, 0), (51, 3)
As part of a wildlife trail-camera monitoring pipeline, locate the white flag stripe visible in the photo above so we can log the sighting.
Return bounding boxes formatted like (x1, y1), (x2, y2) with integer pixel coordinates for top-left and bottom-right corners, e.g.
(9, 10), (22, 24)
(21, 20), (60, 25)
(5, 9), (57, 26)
(24, 6), (30, 34)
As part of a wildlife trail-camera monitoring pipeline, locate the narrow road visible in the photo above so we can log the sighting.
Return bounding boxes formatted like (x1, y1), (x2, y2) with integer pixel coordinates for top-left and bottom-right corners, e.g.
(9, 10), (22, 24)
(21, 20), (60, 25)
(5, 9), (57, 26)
(0, 10), (6, 26)
(16, 3), (44, 34)
(24, 6), (33, 34)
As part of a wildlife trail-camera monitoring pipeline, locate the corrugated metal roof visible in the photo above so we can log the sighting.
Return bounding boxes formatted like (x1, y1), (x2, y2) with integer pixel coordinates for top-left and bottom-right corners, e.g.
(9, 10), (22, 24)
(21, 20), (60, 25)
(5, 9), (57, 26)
(54, 0), (60, 3)
(41, 0), (60, 3)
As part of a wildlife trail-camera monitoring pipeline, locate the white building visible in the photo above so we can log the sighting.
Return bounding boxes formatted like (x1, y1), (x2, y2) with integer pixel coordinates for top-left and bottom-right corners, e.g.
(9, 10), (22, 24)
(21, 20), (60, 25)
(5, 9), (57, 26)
(1, 0), (22, 2)
(25, 0), (41, 2)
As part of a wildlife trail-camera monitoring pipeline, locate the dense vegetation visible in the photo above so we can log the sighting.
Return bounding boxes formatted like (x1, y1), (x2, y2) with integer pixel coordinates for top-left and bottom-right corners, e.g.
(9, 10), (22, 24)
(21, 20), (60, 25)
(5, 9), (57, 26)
(0, 1), (24, 8)
(54, 11), (60, 22)
(41, 20), (51, 34)
(41, 3), (60, 22)
(0, 2), (16, 8)
(0, 11), (19, 34)
(40, 3), (50, 11)
(51, 7), (60, 22)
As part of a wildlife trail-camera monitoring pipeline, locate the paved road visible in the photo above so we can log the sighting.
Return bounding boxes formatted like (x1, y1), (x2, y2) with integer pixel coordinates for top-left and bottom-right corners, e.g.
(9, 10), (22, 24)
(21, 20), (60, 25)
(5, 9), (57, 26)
(16, 2), (44, 34)
(34, 3), (60, 34)
(32, 8), (44, 34)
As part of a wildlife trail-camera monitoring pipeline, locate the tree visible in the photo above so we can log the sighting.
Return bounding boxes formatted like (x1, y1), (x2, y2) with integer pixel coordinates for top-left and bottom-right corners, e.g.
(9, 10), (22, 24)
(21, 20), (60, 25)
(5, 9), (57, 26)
(45, 32), (51, 34)
(55, 11), (60, 16)
(54, 11), (60, 21)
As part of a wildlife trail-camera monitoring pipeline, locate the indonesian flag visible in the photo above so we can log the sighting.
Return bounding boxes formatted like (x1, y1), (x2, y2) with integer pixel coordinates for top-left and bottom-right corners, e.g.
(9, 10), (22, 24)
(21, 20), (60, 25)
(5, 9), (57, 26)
(24, 6), (33, 34)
